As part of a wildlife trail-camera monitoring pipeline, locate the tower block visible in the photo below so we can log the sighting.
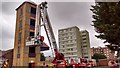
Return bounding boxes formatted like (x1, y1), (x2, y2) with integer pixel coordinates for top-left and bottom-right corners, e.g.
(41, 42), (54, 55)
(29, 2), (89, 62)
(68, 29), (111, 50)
(13, 1), (41, 67)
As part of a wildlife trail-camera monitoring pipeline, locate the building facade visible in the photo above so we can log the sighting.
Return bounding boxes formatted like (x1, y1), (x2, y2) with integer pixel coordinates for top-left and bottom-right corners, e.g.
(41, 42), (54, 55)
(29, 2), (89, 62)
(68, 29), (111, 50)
(58, 26), (91, 62)
(58, 26), (82, 62)
(91, 47), (115, 59)
(0, 50), (3, 67)
(81, 30), (91, 59)
(13, 1), (41, 66)
(1, 49), (13, 67)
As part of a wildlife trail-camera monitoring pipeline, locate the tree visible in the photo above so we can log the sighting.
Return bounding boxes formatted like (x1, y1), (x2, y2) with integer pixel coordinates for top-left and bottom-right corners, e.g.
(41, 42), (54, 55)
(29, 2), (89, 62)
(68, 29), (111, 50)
(90, 2), (120, 57)
(40, 53), (46, 61)
(92, 53), (107, 62)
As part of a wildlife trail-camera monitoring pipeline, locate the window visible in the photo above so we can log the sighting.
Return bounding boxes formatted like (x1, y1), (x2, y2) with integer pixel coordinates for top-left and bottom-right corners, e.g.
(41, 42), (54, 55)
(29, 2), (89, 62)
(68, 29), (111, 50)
(17, 54), (20, 58)
(31, 7), (36, 15)
(18, 46), (20, 54)
(69, 32), (72, 35)
(82, 34), (86, 37)
(67, 49), (70, 51)
(83, 38), (86, 40)
(70, 40), (72, 43)
(83, 45), (87, 47)
(64, 30), (66, 32)
(30, 19), (35, 26)
(17, 46), (20, 58)
(69, 28), (72, 31)
(64, 37), (66, 40)
(29, 46), (36, 57)
(62, 41), (65, 44)
(18, 32), (21, 44)
(59, 30), (63, 33)
(71, 48), (73, 51)
(65, 33), (68, 36)
(30, 19), (35, 30)
(19, 20), (22, 31)
(62, 38), (64, 40)
(30, 32), (34, 38)
(71, 53), (73, 55)
(20, 8), (23, 18)
(30, 7), (36, 18)
(29, 46), (35, 53)
(84, 56), (88, 58)
(62, 34), (65, 36)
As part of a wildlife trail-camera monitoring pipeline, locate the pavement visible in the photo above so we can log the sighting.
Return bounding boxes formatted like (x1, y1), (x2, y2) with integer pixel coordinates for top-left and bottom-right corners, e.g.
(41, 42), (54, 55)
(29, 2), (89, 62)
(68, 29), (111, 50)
(93, 66), (110, 68)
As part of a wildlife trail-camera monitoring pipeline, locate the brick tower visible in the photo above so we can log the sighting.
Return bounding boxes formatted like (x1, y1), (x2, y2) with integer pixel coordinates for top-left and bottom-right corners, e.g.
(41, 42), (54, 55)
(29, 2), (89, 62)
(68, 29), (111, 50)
(13, 1), (41, 67)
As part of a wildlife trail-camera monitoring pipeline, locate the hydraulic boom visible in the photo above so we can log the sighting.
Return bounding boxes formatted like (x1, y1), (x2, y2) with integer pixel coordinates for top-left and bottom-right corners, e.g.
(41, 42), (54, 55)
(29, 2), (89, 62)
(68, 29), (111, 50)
(36, 2), (65, 64)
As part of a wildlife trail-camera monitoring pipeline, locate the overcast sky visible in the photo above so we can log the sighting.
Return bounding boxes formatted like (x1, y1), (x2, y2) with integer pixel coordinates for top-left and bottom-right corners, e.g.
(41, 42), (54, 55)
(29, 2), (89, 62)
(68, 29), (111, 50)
(1, 0), (108, 56)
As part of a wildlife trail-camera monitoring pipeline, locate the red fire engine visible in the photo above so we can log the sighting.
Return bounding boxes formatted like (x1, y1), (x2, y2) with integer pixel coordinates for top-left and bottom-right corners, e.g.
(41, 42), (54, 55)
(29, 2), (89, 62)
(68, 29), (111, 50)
(35, 2), (95, 68)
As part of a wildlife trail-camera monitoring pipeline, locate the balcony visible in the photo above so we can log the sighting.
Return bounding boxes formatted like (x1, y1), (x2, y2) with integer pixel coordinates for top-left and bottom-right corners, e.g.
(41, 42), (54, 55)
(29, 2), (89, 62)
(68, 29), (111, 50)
(59, 48), (65, 50)
(26, 38), (36, 46)
(66, 50), (77, 53)
(65, 54), (78, 57)
(66, 46), (76, 49)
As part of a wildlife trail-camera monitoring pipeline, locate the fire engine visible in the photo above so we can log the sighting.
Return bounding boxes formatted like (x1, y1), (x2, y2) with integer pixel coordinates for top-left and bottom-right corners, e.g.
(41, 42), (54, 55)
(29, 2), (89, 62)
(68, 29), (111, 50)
(34, 2), (66, 67)
(34, 1), (95, 68)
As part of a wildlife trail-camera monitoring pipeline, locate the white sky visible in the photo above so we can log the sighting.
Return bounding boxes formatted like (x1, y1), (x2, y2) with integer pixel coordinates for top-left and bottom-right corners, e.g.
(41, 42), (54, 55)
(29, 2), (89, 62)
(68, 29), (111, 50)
(1, 0), (114, 56)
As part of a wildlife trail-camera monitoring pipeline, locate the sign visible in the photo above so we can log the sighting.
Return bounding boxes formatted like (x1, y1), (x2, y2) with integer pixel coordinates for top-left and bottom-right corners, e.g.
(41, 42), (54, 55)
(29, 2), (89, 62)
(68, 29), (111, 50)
(26, 38), (38, 46)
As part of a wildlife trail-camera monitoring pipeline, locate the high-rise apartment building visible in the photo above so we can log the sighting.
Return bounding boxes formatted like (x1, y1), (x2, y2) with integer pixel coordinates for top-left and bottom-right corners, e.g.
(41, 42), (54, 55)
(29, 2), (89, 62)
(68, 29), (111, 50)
(81, 30), (91, 59)
(58, 26), (82, 62)
(13, 1), (41, 66)
(58, 26), (91, 62)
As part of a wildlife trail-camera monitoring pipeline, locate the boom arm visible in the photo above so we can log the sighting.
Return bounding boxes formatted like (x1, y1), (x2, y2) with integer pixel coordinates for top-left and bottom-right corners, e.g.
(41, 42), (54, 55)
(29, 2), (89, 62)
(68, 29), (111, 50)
(36, 2), (65, 64)
(39, 2), (58, 56)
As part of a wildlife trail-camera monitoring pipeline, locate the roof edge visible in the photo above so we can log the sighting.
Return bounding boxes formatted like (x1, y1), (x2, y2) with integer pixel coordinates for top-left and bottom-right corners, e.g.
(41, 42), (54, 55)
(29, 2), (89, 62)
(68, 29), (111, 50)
(16, 1), (37, 10)
(58, 26), (79, 31)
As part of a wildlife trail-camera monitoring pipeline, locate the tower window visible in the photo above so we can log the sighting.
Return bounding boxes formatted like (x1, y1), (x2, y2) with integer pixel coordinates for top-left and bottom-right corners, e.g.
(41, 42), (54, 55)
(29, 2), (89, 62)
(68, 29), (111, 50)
(30, 7), (36, 15)
(18, 46), (20, 54)
(30, 19), (35, 26)
(17, 46), (20, 58)
(29, 32), (34, 38)
(29, 46), (36, 57)
(19, 20), (22, 31)
(18, 32), (21, 44)
(30, 19), (35, 30)
(20, 8), (23, 18)
(29, 46), (35, 53)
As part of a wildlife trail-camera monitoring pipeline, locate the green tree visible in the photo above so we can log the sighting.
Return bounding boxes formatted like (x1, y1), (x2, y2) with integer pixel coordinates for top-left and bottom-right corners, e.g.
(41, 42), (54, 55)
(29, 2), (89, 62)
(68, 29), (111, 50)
(92, 53), (107, 62)
(40, 53), (46, 61)
(90, 2), (120, 57)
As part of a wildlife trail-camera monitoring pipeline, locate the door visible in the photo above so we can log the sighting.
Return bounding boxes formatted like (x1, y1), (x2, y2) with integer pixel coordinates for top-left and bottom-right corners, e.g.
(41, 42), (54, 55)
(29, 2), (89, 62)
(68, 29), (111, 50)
(29, 63), (35, 68)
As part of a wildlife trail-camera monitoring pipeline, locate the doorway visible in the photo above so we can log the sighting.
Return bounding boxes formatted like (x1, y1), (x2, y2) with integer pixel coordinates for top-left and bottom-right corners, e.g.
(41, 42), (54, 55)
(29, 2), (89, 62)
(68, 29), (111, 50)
(29, 63), (35, 68)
